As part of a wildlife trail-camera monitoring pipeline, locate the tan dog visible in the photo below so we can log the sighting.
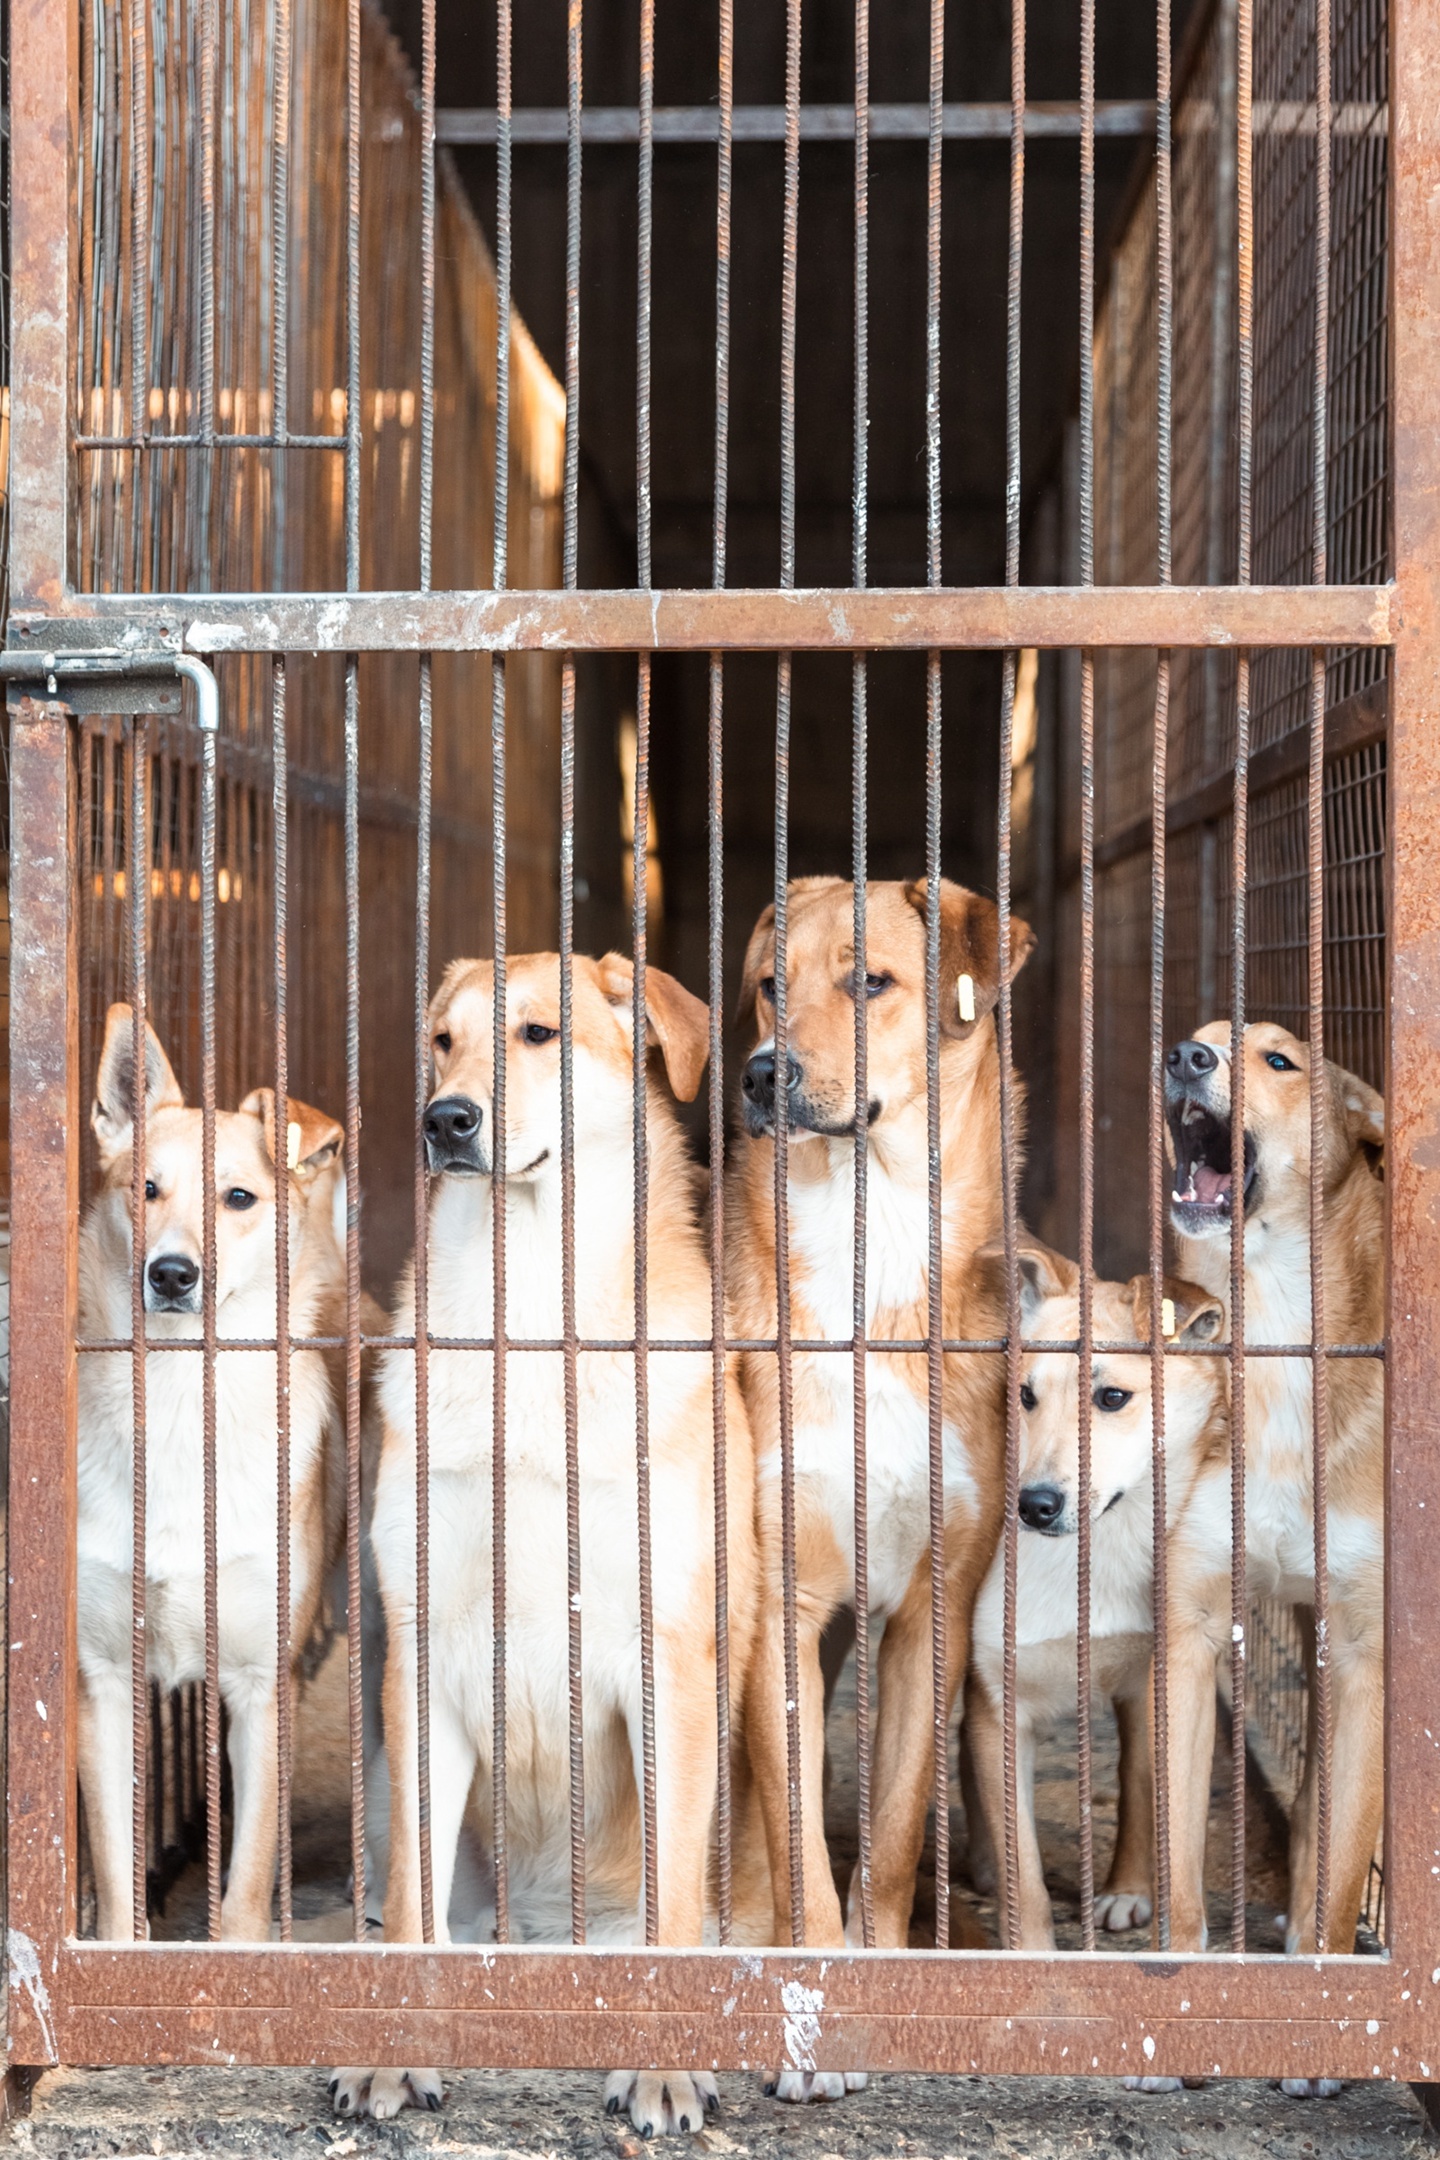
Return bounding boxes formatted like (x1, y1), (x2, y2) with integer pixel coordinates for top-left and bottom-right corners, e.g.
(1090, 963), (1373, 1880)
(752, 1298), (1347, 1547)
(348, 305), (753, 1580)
(965, 1246), (1226, 1950)
(1163, 1019), (1384, 1975)
(331, 954), (757, 2139)
(727, 876), (1032, 2093)
(78, 1005), (346, 1941)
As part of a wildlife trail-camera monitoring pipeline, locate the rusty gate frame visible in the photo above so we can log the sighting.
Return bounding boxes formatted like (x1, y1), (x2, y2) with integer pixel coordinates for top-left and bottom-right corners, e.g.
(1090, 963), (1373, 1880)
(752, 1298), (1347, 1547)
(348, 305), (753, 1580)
(7, 0), (1440, 2094)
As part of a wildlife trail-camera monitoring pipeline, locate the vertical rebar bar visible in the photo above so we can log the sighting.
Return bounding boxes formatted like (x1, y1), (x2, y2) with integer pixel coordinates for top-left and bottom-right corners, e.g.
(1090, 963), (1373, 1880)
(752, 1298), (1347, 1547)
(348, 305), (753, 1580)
(272, 658), (294, 1942)
(200, 701), (221, 1939)
(1230, 0), (1254, 1953)
(850, 0), (875, 1954)
(999, 0), (1027, 1956)
(923, 0), (950, 1954)
(128, 716), (148, 1940)
(1148, 0), (1175, 1952)
(1308, 0), (1333, 1955)
(491, 0), (513, 1948)
(561, 0), (587, 1949)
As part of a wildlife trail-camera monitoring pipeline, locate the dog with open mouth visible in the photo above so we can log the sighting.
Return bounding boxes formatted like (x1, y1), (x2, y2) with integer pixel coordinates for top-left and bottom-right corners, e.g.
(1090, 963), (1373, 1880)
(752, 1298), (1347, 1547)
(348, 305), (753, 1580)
(1161, 1018), (1385, 1987)
(964, 1244), (1227, 1951)
(726, 876), (1032, 2099)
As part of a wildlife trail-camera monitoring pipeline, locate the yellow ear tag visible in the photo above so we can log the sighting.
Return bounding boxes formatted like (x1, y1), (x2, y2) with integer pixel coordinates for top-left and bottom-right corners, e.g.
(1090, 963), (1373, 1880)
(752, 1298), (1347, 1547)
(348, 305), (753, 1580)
(287, 1120), (302, 1171)
(957, 973), (976, 1024)
(1161, 1296), (1176, 1339)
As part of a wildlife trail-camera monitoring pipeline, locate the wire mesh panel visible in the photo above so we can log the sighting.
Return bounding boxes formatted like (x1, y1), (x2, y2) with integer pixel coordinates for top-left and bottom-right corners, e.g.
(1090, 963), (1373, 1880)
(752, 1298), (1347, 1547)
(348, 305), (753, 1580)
(5, 0), (1440, 2102)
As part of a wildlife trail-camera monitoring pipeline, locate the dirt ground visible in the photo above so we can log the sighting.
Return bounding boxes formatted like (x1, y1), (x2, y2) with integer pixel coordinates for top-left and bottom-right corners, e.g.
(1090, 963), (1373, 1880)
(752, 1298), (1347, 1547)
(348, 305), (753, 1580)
(21, 1634), (1425, 2158)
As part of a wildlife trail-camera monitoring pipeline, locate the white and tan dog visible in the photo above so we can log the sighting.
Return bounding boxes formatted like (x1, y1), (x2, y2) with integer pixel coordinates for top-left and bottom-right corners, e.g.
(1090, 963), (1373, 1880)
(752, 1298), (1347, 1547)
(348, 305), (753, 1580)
(1163, 1019), (1384, 1975)
(726, 876), (1032, 2097)
(78, 1004), (346, 1941)
(965, 1245), (1226, 1950)
(331, 953), (758, 2139)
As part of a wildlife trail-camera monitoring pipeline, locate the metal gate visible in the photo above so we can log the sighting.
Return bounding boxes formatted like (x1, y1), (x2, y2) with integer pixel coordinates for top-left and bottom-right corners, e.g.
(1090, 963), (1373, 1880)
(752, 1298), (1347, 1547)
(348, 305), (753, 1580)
(7, 0), (1440, 2095)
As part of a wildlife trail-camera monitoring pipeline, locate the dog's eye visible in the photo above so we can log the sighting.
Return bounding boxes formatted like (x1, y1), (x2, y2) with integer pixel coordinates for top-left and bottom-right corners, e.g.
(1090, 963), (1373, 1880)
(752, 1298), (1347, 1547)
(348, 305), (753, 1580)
(758, 976), (777, 1003)
(849, 970), (893, 999)
(224, 1187), (258, 1212)
(144, 1179), (158, 1202)
(1265, 1051), (1297, 1072)
(1019, 1380), (1037, 1412)
(523, 1022), (559, 1046)
(1095, 1385), (1133, 1413)
(433, 1031), (451, 1055)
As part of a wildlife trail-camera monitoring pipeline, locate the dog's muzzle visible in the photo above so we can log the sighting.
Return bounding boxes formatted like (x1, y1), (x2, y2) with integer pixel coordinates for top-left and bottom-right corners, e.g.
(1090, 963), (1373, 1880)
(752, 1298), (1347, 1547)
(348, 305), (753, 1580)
(741, 1047), (800, 1135)
(145, 1250), (202, 1314)
(1164, 1039), (1257, 1227)
(423, 1093), (489, 1175)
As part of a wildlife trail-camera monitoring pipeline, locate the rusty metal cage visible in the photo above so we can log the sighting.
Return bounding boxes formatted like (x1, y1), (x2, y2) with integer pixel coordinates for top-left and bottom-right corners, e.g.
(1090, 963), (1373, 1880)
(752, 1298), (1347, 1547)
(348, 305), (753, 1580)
(5, 0), (1440, 2105)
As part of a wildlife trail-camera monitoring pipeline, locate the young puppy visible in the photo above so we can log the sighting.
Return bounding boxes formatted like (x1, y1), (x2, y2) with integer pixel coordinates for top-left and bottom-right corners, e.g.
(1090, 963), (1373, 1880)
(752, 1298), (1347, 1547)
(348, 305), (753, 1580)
(1163, 1019), (1384, 1967)
(965, 1245), (1226, 1949)
(78, 1004), (346, 1941)
(727, 876), (1033, 2089)
(331, 953), (757, 2139)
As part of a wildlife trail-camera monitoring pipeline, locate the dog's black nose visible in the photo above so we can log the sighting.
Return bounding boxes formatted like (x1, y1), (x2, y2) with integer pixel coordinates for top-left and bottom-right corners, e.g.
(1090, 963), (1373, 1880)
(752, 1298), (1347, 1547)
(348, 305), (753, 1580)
(424, 1095), (483, 1151)
(742, 1049), (801, 1109)
(1018, 1483), (1066, 1533)
(1166, 1039), (1219, 1084)
(147, 1252), (199, 1302)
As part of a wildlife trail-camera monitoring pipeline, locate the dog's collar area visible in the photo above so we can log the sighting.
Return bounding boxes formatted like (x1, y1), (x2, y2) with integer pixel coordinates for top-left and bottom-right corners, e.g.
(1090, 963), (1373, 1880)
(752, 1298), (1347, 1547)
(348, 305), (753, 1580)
(1167, 1096), (1258, 1222)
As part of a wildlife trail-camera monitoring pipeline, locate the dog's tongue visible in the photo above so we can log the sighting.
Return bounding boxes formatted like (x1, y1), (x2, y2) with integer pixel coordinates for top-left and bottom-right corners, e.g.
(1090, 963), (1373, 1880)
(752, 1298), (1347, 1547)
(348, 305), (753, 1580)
(1194, 1163), (1231, 1207)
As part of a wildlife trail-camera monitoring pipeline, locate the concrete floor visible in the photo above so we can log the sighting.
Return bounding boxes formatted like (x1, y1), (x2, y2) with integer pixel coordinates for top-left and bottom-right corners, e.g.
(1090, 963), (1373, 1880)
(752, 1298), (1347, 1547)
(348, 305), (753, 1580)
(24, 1636), (1421, 2159)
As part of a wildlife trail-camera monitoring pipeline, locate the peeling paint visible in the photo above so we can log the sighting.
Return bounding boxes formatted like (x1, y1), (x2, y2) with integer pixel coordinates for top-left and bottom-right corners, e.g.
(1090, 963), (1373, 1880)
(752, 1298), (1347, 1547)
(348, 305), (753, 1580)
(8, 1927), (56, 2060)
(780, 1979), (823, 2073)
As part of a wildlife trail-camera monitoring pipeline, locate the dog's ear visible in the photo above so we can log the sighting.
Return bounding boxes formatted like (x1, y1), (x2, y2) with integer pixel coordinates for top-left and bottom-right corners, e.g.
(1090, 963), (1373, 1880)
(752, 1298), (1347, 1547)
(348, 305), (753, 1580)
(975, 1237), (1077, 1330)
(1334, 1064), (1385, 1153)
(92, 1003), (184, 1163)
(735, 903), (777, 1028)
(901, 879), (1036, 1040)
(1127, 1272), (1226, 1345)
(240, 1087), (345, 1180)
(596, 955), (711, 1104)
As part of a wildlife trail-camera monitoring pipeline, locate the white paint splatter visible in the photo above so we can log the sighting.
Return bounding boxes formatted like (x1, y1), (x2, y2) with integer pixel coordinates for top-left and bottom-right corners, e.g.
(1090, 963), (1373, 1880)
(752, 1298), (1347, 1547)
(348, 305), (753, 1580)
(7, 1929), (56, 2060)
(780, 1979), (824, 2073)
(1142, 2036), (1156, 2061)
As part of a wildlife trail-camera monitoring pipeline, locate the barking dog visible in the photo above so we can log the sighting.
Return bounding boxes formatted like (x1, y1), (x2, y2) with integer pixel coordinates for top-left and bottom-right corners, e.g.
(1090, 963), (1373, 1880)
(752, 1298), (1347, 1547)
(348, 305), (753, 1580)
(1163, 1019), (1384, 1965)
(78, 1004), (346, 1941)
(331, 954), (758, 2138)
(965, 1245), (1226, 1949)
(727, 875), (1032, 2094)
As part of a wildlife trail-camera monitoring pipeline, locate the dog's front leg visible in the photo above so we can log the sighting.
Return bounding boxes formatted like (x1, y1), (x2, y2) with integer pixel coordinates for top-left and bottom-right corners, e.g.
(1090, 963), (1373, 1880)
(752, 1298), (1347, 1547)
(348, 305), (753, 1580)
(1286, 1595), (1383, 1958)
(1094, 1681), (1155, 1936)
(78, 1660), (141, 1942)
(219, 1668), (285, 1940)
(1158, 1575), (1225, 1952)
(963, 1671), (1054, 1949)
(861, 1540), (973, 1949)
(746, 1587), (844, 1947)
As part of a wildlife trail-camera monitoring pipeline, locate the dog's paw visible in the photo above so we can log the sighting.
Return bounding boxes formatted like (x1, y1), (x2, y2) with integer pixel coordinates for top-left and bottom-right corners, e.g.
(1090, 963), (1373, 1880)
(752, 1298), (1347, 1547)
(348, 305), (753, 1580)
(1095, 1890), (1153, 1934)
(604, 2070), (719, 2136)
(328, 2067), (444, 2119)
(1123, 2075), (1208, 2093)
(1278, 2078), (1343, 2099)
(763, 2069), (868, 2103)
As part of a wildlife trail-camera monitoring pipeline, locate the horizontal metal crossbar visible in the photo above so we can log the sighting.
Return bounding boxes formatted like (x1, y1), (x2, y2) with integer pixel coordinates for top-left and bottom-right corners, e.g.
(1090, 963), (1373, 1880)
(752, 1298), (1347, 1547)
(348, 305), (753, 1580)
(20, 584), (1395, 653)
(436, 101), (1159, 144)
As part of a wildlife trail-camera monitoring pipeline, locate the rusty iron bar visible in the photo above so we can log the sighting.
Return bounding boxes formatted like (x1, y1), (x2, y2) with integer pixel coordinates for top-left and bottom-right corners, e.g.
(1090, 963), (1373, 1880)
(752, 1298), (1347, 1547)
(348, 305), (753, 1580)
(77, 1332), (1382, 1358)
(272, 0), (291, 462)
(922, 0), (950, 1956)
(771, 0), (805, 1950)
(127, 716), (149, 1940)
(490, 0), (513, 1948)
(1229, 0), (1254, 1952)
(1148, 0), (1175, 1952)
(36, 585), (1395, 650)
(560, 0), (587, 1950)
(200, 696), (221, 1939)
(344, 656), (366, 1943)
(996, 0), (1026, 1953)
(850, 0), (875, 1954)
(632, 0), (660, 1949)
(1307, 0), (1334, 1954)
(271, 659), (294, 1942)
(707, 0), (735, 1948)
(412, 0), (439, 1952)
(1073, 0), (1098, 1955)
